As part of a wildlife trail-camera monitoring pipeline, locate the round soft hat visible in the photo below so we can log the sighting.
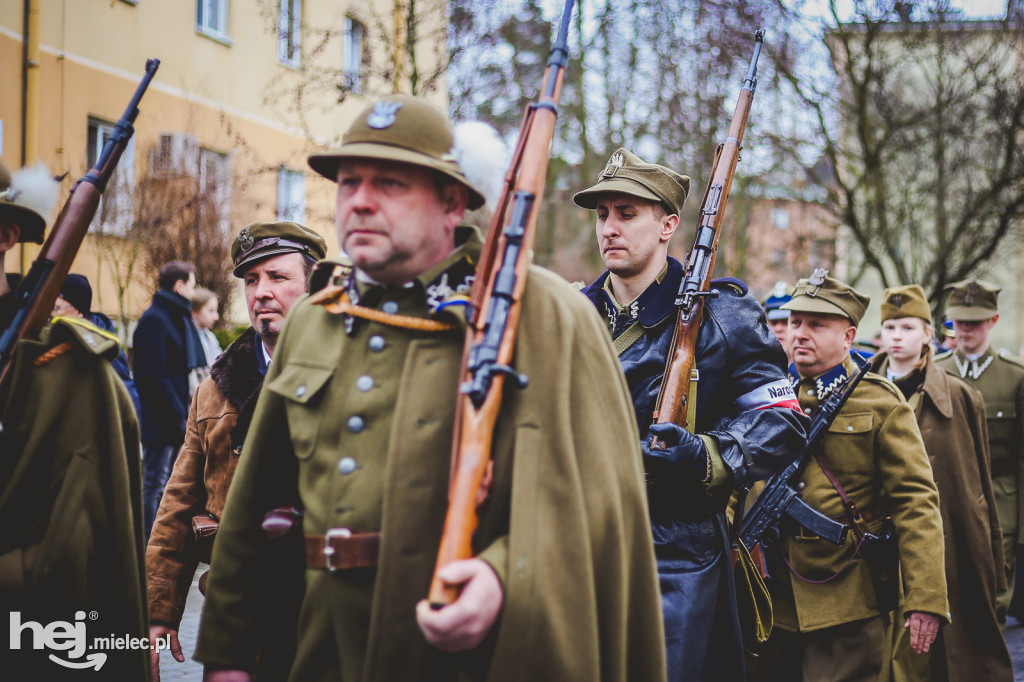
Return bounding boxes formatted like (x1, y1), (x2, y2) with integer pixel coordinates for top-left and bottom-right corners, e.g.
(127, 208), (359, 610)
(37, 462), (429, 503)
(781, 268), (870, 327)
(881, 284), (931, 324)
(59, 274), (93, 315)
(573, 148), (690, 215)
(763, 281), (793, 321)
(308, 95), (486, 210)
(231, 221), (328, 278)
(0, 159), (49, 244)
(944, 278), (1000, 321)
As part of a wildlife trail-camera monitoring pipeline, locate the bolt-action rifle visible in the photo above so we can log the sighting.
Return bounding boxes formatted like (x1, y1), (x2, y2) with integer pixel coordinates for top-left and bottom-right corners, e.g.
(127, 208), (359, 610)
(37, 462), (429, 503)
(737, 353), (873, 557)
(651, 31), (764, 438)
(0, 59), (160, 420)
(427, 1), (575, 607)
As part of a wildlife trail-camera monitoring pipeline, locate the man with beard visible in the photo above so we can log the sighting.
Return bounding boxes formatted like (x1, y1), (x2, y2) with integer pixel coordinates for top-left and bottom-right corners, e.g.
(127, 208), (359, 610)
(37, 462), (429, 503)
(147, 221), (326, 680)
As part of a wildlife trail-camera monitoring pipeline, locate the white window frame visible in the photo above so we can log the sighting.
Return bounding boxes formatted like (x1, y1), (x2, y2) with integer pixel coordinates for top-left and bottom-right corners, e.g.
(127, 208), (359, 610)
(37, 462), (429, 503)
(88, 118), (136, 237)
(343, 16), (365, 93)
(278, 0), (301, 67)
(197, 0), (231, 44)
(199, 148), (232, 237)
(277, 167), (306, 223)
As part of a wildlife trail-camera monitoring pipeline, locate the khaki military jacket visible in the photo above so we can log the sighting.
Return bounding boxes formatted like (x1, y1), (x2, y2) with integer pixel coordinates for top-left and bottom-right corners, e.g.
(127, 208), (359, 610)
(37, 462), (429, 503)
(935, 348), (1024, 543)
(196, 230), (666, 682)
(877, 352), (1011, 681)
(770, 357), (949, 633)
(0, 317), (148, 679)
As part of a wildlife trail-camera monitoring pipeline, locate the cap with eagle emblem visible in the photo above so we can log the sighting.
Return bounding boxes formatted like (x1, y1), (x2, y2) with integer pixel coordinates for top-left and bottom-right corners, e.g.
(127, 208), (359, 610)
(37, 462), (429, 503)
(572, 147), (690, 216)
(230, 221), (327, 277)
(943, 278), (1000, 321)
(307, 95), (487, 210)
(881, 284), (931, 323)
(782, 268), (871, 326)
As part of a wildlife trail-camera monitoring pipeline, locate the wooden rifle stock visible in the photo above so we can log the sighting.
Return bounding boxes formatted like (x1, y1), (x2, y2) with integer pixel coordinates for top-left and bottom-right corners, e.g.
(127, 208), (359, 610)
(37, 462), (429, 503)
(0, 59), (160, 406)
(428, 1), (575, 607)
(653, 31), (765, 435)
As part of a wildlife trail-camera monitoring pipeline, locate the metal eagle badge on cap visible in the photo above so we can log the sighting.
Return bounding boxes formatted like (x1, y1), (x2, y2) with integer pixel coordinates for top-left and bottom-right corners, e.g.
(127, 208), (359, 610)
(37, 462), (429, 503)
(807, 267), (829, 296)
(889, 293), (904, 307)
(367, 101), (403, 129)
(601, 152), (624, 179)
(238, 226), (255, 252)
(964, 282), (979, 305)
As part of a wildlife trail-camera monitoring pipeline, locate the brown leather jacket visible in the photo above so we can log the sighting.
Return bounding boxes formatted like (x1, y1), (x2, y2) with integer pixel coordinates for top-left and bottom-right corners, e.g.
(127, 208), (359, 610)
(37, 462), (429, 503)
(146, 328), (264, 627)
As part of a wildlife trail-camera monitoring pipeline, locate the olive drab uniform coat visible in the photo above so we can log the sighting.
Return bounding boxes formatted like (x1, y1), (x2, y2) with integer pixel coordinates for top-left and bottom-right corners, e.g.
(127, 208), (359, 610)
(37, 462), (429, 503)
(936, 348), (1024, 582)
(768, 357), (949, 632)
(876, 352), (1011, 682)
(196, 228), (667, 682)
(0, 315), (148, 680)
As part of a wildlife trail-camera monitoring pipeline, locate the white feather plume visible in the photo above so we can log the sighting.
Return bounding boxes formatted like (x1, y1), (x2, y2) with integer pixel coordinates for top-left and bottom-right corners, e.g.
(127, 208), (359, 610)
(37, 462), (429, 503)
(8, 162), (60, 221)
(452, 121), (510, 212)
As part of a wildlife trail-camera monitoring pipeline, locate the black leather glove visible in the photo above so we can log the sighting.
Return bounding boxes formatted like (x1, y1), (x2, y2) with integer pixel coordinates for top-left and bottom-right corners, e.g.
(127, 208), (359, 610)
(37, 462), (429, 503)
(641, 421), (710, 483)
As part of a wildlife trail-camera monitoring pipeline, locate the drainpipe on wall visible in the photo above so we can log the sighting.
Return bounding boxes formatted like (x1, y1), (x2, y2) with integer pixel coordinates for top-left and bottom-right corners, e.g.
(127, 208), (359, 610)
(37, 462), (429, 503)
(19, 0), (40, 273)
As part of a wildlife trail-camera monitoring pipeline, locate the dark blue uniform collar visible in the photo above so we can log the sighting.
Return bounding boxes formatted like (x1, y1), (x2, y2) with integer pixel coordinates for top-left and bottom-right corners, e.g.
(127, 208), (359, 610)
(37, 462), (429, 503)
(789, 361), (849, 400)
(581, 257), (749, 332)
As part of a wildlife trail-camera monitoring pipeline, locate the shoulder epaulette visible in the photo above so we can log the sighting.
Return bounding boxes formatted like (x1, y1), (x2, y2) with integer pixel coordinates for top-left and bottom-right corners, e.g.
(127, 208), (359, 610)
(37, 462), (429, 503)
(309, 258), (353, 293)
(934, 349), (954, 361)
(47, 317), (120, 359)
(997, 350), (1024, 369)
(711, 277), (748, 296)
(862, 370), (903, 400)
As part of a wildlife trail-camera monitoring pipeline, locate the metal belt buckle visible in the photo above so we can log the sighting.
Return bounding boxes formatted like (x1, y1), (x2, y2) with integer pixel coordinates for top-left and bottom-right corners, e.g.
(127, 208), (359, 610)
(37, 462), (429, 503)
(323, 528), (353, 572)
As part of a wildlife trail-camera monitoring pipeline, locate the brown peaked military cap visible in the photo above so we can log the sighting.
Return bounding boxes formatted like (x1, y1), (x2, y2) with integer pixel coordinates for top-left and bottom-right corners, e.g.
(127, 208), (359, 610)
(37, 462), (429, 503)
(944, 278), (1000, 321)
(881, 284), (932, 324)
(0, 159), (47, 244)
(307, 94), (486, 210)
(572, 148), (690, 216)
(231, 221), (327, 278)
(782, 268), (870, 327)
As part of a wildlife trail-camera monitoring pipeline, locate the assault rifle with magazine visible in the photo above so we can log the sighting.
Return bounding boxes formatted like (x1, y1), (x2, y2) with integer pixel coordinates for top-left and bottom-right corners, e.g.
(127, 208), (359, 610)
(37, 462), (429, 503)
(738, 352), (873, 553)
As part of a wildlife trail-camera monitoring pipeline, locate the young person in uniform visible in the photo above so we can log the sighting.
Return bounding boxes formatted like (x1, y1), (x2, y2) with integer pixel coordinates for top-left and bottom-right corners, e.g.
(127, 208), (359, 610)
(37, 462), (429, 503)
(575, 148), (809, 681)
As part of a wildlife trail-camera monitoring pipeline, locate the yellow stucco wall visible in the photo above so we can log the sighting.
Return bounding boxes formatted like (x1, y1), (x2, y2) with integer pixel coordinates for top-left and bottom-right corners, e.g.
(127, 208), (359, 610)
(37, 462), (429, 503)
(1, 0), (447, 329)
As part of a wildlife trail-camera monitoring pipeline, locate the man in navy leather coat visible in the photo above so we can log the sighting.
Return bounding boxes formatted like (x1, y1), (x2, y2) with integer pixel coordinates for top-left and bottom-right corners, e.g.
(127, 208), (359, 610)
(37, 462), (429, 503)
(577, 149), (809, 681)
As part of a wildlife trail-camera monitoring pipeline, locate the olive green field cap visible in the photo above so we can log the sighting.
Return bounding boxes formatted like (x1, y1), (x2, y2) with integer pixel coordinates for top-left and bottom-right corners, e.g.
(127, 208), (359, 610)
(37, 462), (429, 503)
(944, 278), (1000, 321)
(572, 148), (690, 216)
(0, 159), (48, 244)
(308, 95), (486, 210)
(781, 268), (870, 327)
(231, 221), (327, 278)
(881, 284), (931, 324)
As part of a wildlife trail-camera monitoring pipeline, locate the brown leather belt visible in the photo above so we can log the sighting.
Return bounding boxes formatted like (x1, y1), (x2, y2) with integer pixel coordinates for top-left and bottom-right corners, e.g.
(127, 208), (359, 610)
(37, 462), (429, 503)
(305, 530), (381, 571)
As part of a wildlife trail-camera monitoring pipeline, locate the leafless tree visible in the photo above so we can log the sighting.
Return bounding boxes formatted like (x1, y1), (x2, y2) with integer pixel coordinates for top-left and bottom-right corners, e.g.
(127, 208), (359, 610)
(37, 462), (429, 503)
(448, 0), (793, 282)
(770, 0), (1024, 319)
